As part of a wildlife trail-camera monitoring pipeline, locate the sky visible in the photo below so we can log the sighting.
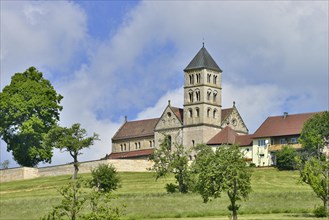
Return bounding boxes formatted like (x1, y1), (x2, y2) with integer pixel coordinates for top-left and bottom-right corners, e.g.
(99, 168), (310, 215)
(1, 1), (328, 168)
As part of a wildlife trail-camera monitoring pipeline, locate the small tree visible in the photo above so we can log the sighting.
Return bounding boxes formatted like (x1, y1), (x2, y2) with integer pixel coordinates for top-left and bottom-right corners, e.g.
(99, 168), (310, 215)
(0, 160), (10, 169)
(150, 135), (190, 193)
(276, 145), (297, 170)
(45, 123), (99, 179)
(194, 145), (252, 220)
(90, 164), (121, 193)
(296, 157), (329, 217)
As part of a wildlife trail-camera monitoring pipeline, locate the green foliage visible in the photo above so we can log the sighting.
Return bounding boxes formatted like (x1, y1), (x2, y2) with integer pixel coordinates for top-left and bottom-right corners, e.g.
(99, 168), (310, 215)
(296, 156), (329, 217)
(90, 164), (121, 193)
(276, 146), (297, 170)
(42, 179), (86, 220)
(165, 183), (178, 193)
(299, 111), (329, 157)
(314, 205), (327, 217)
(150, 135), (191, 193)
(193, 144), (252, 220)
(42, 179), (123, 220)
(45, 123), (99, 179)
(0, 160), (10, 169)
(0, 67), (63, 167)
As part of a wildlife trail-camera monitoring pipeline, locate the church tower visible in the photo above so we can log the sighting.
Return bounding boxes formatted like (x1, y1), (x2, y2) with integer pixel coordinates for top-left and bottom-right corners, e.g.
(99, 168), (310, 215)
(183, 45), (223, 147)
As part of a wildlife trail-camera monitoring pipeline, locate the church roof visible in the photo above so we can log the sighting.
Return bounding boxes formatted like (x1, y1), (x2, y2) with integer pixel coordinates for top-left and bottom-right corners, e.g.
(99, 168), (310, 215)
(221, 108), (233, 122)
(184, 46), (222, 72)
(252, 112), (318, 138)
(171, 106), (184, 123)
(207, 126), (252, 146)
(112, 118), (159, 141)
(107, 149), (154, 159)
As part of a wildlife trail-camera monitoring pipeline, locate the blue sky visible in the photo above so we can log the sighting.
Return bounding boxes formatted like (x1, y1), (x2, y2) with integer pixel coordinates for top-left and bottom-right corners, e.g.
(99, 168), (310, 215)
(1, 1), (328, 167)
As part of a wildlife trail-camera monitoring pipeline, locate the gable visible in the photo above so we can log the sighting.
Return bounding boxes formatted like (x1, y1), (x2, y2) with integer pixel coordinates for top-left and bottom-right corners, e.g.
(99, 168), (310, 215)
(155, 105), (183, 131)
(221, 106), (248, 134)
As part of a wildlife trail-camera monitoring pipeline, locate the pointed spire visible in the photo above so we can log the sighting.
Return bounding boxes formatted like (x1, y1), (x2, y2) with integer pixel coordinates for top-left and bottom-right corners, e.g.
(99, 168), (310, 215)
(184, 46), (222, 72)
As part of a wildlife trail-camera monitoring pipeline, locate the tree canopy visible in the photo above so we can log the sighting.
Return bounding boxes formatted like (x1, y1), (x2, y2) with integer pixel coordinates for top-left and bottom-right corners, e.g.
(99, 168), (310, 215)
(193, 144), (252, 220)
(299, 111), (329, 157)
(0, 67), (63, 167)
(45, 123), (99, 179)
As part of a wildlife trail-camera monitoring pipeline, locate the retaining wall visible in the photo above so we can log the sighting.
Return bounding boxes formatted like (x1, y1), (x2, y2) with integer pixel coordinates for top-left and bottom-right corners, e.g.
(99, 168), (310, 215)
(0, 159), (154, 182)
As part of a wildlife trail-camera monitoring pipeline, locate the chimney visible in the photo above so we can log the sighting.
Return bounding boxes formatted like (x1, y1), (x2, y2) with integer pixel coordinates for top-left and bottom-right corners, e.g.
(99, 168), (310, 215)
(283, 112), (288, 119)
(124, 115), (128, 122)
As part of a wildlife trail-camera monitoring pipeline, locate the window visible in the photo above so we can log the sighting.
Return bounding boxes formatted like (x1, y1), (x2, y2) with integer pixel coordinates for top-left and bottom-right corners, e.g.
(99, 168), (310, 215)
(189, 74), (194, 84)
(195, 89), (200, 101)
(167, 112), (172, 118)
(207, 73), (211, 83)
(213, 75), (217, 84)
(189, 109), (193, 118)
(189, 90), (193, 102)
(196, 108), (200, 117)
(149, 141), (152, 148)
(291, 138), (298, 143)
(213, 109), (217, 119)
(138, 142), (141, 149)
(207, 89), (212, 101)
(192, 140), (195, 147)
(124, 144), (126, 151)
(213, 90), (218, 102)
(258, 139), (266, 146)
(260, 154), (265, 157)
(196, 73), (201, 83)
(167, 136), (172, 150)
(207, 108), (211, 117)
(280, 138), (286, 144)
(246, 148), (250, 152)
(135, 142), (138, 149)
(120, 144), (123, 151)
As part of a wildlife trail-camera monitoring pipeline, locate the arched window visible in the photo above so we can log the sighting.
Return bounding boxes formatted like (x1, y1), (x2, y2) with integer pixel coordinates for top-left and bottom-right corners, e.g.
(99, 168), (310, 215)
(207, 89), (212, 101)
(196, 108), (200, 117)
(213, 90), (218, 102)
(124, 144), (126, 151)
(207, 73), (211, 83)
(188, 108), (193, 118)
(196, 73), (201, 83)
(195, 89), (200, 101)
(213, 75), (217, 84)
(120, 144), (123, 151)
(149, 141), (152, 148)
(167, 135), (172, 150)
(189, 75), (193, 85)
(192, 140), (195, 147)
(189, 90), (194, 102)
(135, 142), (138, 149)
(213, 109), (217, 119)
(138, 142), (141, 149)
(207, 108), (211, 117)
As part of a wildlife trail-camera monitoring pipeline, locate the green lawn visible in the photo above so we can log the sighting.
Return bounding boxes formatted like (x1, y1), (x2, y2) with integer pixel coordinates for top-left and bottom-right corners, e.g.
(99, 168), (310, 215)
(0, 168), (323, 219)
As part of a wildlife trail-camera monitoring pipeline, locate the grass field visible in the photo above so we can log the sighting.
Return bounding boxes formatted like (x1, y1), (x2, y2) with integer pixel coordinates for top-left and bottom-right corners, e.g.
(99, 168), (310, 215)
(0, 168), (324, 220)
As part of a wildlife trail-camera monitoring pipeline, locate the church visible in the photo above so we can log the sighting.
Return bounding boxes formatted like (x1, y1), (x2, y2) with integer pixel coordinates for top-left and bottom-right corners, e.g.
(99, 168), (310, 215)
(108, 45), (250, 160)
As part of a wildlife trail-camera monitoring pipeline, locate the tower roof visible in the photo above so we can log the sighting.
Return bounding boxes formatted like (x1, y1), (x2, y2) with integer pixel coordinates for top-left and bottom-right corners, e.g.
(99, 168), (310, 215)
(184, 45), (222, 72)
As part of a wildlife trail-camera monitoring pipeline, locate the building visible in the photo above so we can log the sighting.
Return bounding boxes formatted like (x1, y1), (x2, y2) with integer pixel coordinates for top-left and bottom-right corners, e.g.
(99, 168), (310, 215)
(110, 45), (248, 159)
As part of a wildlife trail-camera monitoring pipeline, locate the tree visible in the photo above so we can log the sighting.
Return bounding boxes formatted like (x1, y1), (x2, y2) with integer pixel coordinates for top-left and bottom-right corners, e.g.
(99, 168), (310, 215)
(150, 135), (190, 193)
(193, 145), (252, 220)
(45, 123), (99, 179)
(299, 111), (329, 158)
(296, 157), (329, 217)
(0, 160), (10, 169)
(90, 164), (121, 193)
(0, 67), (63, 167)
(276, 145), (297, 170)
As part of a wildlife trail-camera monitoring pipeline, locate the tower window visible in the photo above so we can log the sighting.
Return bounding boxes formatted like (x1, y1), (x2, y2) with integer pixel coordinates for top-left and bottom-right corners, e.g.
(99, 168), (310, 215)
(207, 108), (211, 117)
(213, 75), (217, 84)
(195, 89), (200, 101)
(213, 90), (218, 102)
(189, 90), (194, 102)
(213, 109), (217, 119)
(189, 74), (194, 85)
(188, 109), (193, 118)
(196, 108), (200, 117)
(207, 89), (212, 101)
(207, 73), (211, 83)
(196, 73), (201, 83)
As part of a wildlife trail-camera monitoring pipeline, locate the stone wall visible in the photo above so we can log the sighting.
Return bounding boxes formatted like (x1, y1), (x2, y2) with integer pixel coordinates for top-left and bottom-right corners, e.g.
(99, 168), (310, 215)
(0, 167), (39, 182)
(0, 159), (154, 182)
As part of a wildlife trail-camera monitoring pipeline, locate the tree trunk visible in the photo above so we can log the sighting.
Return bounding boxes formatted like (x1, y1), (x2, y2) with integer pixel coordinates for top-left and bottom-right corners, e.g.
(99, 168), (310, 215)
(178, 170), (183, 193)
(72, 154), (79, 180)
(228, 179), (238, 220)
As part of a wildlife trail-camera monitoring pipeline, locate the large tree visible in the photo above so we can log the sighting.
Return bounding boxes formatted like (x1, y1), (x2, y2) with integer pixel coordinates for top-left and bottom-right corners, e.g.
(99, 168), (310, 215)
(193, 145), (252, 220)
(45, 123), (99, 179)
(0, 67), (63, 167)
(150, 135), (190, 193)
(299, 111), (329, 158)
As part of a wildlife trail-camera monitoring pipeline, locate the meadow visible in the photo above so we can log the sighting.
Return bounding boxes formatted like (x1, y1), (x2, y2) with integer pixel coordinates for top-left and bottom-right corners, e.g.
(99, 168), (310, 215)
(0, 168), (323, 219)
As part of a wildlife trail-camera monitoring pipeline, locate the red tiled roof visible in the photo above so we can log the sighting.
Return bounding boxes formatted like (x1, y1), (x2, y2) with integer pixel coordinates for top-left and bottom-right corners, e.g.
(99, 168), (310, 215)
(112, 118), (159, 141)
(108, 149), (154, 159)
(253, 112), (318, 138)
(171, 106), (184, 123)
(207, 126), (252, 146)
(221, 108), (233, 122)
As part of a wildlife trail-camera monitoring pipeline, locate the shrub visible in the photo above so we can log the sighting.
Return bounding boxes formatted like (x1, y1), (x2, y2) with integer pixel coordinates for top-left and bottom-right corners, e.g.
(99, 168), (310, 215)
(276, 145), (297, 170)
(249, 163), (256, 168)
(313, 205), (327, 217)
(165, 183), (178, 193)
(90, 164), (121, 193)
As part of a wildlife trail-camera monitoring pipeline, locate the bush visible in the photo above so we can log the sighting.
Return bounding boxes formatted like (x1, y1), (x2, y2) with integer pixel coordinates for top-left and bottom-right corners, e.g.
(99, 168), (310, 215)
(313, 205), (327, 217)
(165, 183), (178, 193)
(249, 163), (256, 168)
(90, 164), (121, 193)
(276, 145), (297, 170)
